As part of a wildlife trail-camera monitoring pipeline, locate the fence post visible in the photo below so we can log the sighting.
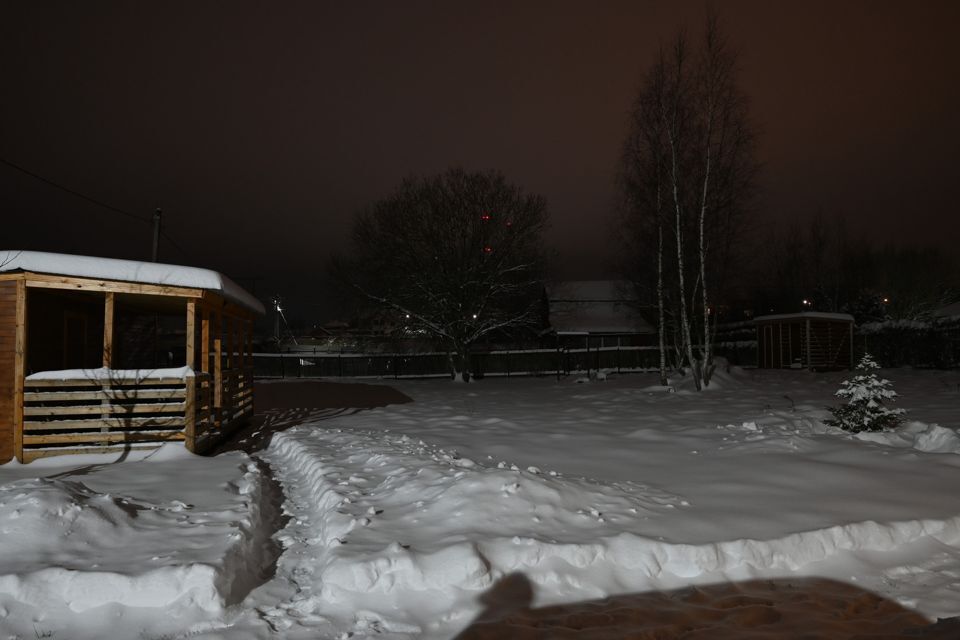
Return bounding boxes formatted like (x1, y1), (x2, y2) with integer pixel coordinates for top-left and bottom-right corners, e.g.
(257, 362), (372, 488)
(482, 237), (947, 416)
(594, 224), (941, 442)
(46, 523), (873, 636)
(280, 353), (285, 378)
(506, 350), (511, 378)
(338, 352), (343, 377)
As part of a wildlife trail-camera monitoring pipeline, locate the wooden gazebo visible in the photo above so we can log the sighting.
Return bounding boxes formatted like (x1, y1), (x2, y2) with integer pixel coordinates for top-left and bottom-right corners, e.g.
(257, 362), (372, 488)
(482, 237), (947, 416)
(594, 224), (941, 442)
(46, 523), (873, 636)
(754, 312), (854, 370)
(0, 251), (264, 463)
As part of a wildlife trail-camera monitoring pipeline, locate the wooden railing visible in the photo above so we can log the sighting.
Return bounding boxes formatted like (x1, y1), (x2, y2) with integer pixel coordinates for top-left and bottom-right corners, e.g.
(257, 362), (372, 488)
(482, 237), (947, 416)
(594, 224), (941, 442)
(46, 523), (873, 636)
(22, 373), (191, 462)
(19, 368), (253, 462)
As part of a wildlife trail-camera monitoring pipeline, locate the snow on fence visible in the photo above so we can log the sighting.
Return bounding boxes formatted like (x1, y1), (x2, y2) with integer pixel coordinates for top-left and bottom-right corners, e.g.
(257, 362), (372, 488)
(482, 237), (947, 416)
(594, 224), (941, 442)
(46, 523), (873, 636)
(251, 345), (672, 380)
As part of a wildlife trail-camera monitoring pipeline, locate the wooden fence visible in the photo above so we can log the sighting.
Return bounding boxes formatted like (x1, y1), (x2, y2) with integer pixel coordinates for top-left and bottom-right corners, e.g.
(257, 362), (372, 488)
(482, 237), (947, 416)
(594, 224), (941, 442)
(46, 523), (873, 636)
(251, 346), (665, 380)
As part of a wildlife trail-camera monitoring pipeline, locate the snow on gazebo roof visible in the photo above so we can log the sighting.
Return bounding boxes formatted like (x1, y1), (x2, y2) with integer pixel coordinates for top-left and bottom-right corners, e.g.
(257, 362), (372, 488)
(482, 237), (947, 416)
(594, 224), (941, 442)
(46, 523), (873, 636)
(0, 250), (264, 314)
(753, 311), (854, 323)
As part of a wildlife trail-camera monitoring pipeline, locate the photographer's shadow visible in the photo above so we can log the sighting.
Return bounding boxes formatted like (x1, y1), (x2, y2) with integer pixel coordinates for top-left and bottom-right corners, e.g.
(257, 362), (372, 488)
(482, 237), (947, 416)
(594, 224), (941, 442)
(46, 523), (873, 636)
(454, 573), (959, 639)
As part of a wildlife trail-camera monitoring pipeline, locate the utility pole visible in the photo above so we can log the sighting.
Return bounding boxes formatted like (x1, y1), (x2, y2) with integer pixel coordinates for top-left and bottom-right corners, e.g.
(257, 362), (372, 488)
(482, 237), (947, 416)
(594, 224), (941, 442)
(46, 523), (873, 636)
(152, 208), (162, 262)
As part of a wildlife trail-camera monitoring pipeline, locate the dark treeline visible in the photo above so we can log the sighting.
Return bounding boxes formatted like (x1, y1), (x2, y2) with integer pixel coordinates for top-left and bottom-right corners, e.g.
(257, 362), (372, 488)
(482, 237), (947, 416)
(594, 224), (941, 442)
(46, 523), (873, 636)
(750, 213), (960, 323)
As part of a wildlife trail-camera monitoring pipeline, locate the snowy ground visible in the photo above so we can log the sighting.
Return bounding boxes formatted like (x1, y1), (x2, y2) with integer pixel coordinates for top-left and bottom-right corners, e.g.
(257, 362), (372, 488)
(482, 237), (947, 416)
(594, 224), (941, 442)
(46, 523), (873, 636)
(2, 366), (960, 638)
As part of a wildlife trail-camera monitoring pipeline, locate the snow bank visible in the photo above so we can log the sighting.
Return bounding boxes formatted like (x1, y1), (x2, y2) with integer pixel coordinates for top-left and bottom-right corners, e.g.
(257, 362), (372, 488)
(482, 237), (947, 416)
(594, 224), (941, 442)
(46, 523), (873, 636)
(0, 447), (274, 637)
(255, 425), (960, 637)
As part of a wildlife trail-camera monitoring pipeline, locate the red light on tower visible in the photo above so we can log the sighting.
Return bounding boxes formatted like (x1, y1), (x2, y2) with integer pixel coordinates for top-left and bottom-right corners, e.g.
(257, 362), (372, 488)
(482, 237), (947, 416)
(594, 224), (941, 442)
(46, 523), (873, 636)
(483, 246), (493, 254)
(480, 213), (492, 222)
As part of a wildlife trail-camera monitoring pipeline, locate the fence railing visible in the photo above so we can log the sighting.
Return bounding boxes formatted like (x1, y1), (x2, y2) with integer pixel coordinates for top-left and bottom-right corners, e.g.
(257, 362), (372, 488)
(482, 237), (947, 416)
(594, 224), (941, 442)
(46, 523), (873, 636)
(252, 346), (670, 380)
(22, 373), (193, 462)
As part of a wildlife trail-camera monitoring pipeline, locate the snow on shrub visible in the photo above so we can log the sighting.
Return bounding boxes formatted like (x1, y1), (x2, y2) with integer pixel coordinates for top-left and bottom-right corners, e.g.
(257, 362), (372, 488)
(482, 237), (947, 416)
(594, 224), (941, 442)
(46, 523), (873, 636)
(825, 354), (906, 433)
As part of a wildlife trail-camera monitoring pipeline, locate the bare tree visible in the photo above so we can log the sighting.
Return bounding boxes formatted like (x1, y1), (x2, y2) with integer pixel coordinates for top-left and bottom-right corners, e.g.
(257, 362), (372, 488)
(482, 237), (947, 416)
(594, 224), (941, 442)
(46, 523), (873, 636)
(619, 16), (756, 390)
(335, 168), (548, 381)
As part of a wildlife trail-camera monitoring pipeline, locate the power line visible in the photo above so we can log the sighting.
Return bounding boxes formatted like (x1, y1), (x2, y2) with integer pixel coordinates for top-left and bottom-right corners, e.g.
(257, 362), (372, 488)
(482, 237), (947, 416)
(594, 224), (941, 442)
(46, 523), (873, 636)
(2, 156), (197, 264)
(160, 229), (193, 262)
(0, 156), (152, 224)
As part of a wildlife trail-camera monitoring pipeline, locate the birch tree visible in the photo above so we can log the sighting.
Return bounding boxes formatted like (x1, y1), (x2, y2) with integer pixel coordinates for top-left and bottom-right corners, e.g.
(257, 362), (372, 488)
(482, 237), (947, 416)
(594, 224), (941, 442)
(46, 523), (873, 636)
(620, 16), (755, 390)
(336, 168), (548, 381)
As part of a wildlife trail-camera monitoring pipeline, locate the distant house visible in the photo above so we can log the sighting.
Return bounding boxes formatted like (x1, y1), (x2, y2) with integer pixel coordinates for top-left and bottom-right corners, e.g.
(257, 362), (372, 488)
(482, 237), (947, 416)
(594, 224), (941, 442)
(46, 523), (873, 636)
(0, 251), (264, 463)
(546, 280), (654, 348)
(754, 312), (854, 370)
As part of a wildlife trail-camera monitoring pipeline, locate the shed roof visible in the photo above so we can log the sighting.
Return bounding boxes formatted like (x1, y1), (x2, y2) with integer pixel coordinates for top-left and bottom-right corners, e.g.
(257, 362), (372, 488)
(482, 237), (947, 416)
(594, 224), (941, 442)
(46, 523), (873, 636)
(753, 311), (854, 323)
(0, 250), (264, 314)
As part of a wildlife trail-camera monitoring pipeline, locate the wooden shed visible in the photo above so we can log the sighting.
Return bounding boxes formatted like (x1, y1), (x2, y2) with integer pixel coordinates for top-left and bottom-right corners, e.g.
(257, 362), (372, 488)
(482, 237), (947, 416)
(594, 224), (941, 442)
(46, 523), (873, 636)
(754, 312), (854, 370)
(0, 251), (264, 463)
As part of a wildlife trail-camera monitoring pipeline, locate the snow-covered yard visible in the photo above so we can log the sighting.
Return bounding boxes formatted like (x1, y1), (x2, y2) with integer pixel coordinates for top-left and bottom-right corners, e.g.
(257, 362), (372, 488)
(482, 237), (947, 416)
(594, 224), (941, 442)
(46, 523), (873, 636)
(2, 366), (960, 639)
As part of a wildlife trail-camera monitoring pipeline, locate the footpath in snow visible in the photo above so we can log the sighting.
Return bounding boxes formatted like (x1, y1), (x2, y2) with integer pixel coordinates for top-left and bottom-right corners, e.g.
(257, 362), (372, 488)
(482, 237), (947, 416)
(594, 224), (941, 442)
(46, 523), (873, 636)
(2, 366), (960, 639)
(0, 445), (281, 640)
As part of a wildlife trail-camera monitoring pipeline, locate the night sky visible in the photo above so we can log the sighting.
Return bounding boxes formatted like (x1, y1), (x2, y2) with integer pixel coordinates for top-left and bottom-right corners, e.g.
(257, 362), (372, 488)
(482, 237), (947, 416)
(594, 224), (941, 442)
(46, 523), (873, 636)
(3, 1), (958, 323)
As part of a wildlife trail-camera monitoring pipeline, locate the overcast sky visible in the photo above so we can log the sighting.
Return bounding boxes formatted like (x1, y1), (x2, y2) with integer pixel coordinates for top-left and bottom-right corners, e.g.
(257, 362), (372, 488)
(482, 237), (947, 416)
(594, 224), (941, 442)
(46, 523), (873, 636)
(3, 1), (958, 322)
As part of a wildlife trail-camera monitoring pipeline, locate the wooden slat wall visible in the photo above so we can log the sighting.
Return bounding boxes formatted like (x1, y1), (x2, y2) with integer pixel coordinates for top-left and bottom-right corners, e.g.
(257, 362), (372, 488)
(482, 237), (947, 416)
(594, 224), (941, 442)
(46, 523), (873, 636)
(0, 279), (18, 462)
(20, 376), (189, 462)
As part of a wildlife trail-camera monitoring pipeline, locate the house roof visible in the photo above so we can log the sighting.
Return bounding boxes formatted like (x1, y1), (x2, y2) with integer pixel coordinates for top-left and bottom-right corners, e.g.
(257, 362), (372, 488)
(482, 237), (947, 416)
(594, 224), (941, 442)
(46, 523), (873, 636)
(546, 280), (633, 302)
(0, 250), (264, 314)
(753, 311), (854, 323)
(547, 280), (653, 334)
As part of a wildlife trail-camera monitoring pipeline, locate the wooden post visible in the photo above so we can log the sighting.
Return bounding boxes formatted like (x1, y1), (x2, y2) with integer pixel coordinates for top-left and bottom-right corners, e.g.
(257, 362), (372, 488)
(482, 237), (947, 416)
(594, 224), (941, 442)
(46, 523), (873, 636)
(246, 318), (254, 416)
(805, 318), (812, 370)
(236, 315), (245, 417)
(103, 292), (115, 367)
(13, 279), (27, 463)
(200, 306), (210, 438)
(226, 314), (234, 419)
(101, 292), (115, 437)
(184, 373), (196, 453)
(213, 309), (222, 427)
(185, 300), (196, 370)
(201, 306), (210, 375)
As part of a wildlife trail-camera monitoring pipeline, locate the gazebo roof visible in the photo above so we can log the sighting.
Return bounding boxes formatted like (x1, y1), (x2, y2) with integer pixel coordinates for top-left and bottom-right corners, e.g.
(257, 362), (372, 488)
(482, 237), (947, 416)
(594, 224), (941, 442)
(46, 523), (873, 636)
(0, 250), (264, 314)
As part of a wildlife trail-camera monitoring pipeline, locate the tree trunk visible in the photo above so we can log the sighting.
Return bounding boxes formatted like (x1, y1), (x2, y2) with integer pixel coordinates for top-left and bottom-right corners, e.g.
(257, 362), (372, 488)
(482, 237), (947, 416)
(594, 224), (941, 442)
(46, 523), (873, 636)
(668, 136), (701, 390)
(657, 210), (668, 386)
(448, 344), (471, 383)
(699, 127), (714, 388)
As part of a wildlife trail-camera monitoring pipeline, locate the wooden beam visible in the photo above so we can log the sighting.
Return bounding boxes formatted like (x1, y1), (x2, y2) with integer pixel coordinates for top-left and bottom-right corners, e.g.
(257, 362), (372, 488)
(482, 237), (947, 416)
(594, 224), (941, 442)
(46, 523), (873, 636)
(200, 291), (257, 320)
(184, 374), (197, 452)
(24, 272), (203, 299)
(24, 403), (186, 416)
(24, 430), (185, 446)
(103, 292), (115, 367)
(23, 416), (186, 431)
(186, 299), (197, 369)
(213, 310), (223, 423)
(24, 388), (186, 402)
(14, 279), (27, 462)
(201, 307), (210, 375)
(247, 319), (254, 416)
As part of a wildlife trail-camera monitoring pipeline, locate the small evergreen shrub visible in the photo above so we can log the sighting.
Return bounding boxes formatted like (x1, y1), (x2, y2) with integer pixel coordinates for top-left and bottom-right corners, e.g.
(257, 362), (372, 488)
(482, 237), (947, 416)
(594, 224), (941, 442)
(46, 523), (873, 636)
(824, 354), (906, 433)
